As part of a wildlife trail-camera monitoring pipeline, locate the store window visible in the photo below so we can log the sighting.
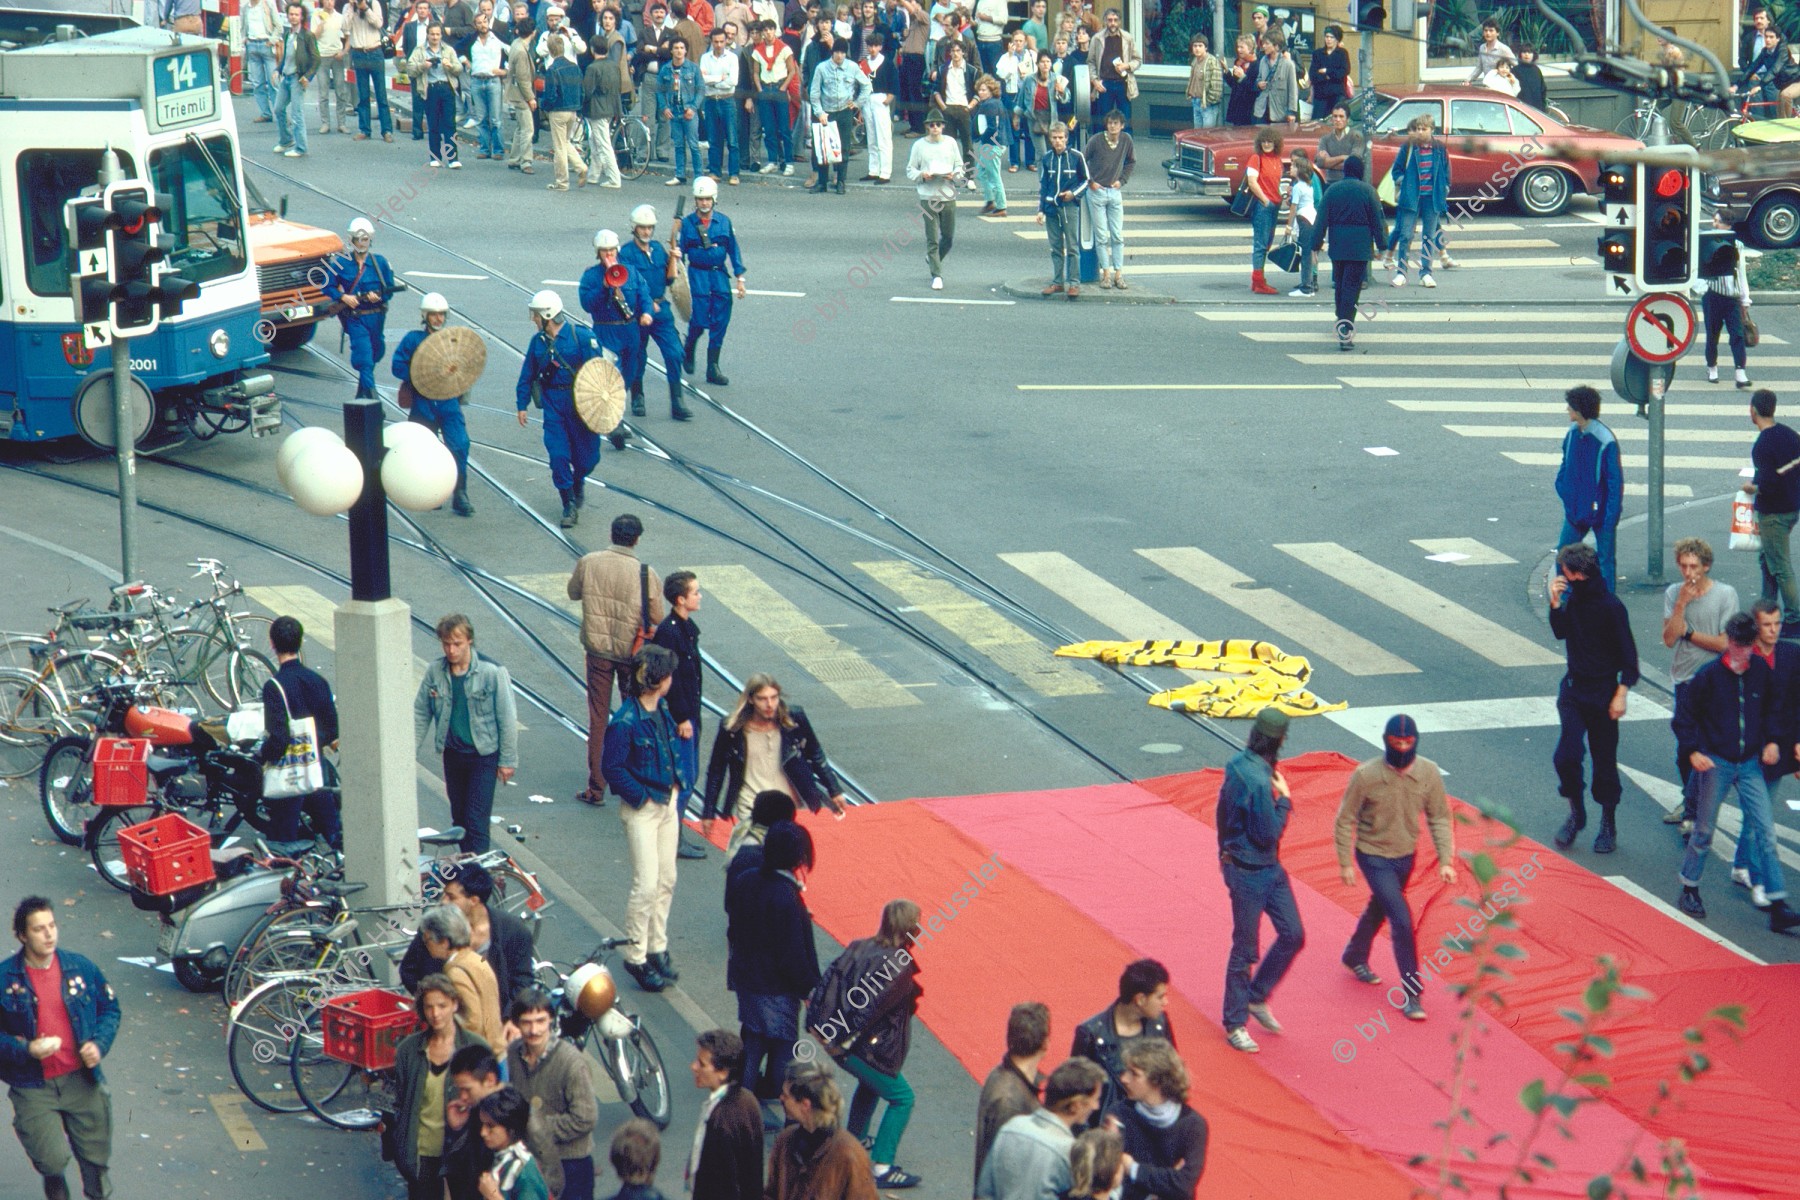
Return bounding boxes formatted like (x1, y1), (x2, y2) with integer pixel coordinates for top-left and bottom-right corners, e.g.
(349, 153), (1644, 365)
(1424, 0), (1604, 77)
(1136, 1), (1316, 70)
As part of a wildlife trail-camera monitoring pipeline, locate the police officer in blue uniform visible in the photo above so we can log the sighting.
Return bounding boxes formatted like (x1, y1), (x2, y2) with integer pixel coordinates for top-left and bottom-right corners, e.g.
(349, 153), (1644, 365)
(579, 228), (651, 451)
(321, 217), (397, 398)
(620, 204), (693, 423)
(515, 289), (602, 528)
(392, 291), (475, 516)
(678, 175), (747, 386)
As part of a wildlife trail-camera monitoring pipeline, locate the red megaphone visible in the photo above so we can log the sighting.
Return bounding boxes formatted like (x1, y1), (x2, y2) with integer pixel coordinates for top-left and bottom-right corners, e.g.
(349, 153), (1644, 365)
(604, 264), (629, 288)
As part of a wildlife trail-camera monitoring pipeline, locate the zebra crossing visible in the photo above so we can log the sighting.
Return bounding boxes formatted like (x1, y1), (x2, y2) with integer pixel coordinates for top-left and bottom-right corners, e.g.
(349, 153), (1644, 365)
(993, 198), (1586, 275)
(1195, 308), (1794, 499)
(243, 539), (1554, 714)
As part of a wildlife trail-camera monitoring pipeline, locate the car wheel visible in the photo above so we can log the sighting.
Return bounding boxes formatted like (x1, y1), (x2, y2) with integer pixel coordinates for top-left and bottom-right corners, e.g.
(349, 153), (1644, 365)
(1512, 166), (1572, 217)
(1751, 194), (1800, 249)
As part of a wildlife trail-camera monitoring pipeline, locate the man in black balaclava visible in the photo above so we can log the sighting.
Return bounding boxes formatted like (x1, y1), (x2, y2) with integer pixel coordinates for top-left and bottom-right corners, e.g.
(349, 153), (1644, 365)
(1549, 540), (1639, 854)
(1332, 713), (1456, 1021)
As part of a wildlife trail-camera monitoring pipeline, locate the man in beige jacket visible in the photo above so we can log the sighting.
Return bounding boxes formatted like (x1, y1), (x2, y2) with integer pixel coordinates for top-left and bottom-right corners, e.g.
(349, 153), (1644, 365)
(568, 513), (663, 806)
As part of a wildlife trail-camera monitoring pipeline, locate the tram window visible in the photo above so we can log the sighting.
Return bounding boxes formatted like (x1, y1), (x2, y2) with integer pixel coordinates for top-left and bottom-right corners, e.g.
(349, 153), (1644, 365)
(149, 136), (246, 286)
(18, 149), (137, 296)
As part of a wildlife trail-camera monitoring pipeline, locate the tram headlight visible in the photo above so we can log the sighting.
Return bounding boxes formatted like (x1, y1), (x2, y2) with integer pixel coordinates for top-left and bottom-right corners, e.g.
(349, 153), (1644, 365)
(208, 329), (230, 359)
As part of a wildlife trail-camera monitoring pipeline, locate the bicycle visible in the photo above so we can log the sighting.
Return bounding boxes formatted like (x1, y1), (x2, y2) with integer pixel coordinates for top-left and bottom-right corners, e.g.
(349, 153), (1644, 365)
(613, 112), (652, 180)
(542, 937), (672, 1128)
(132, 562), (277, 716)
(227, 970), (374, 1115)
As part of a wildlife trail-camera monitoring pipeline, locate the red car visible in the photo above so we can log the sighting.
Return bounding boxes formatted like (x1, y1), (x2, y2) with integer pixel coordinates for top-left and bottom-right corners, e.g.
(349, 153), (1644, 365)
(1164, 85), (1643, 217)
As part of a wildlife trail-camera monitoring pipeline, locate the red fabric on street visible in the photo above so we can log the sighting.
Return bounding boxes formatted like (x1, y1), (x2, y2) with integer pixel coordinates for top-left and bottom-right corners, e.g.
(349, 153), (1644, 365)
(704, 752), (1800, 1198)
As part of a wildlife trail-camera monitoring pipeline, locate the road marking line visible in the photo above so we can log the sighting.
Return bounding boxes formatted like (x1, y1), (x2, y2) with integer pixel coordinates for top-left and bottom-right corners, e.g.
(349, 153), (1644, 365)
(540, 278), (581, 286)
(745, 289), (806, 297)
(1619, 765), (1800, 873)
(1625, 482), (1694, 497)
(1602, 875), (1765, 963)
(1446, 423), (1756, 444)
(890, 296), (1016, 305)
(1110, 240), (1558, 256)
(1274, 542), (1563, 668)
(246, 585), (430, 686)
(1504, 450), (1750, 471)
(1133, 256), (1588, 275)
(405, 271), (489, 280)
(997, 552), (1211, 684)
(1244, 330), (1619, 344)
(1328, 695), (1671, 747)
(209, 1093), (269, 1152)
(1297, 352), (1614, 366)
(855, 560), (1105, 697)
(1198, 308), (1612, 322)
(1411, 538), (1517, 566)
(1386, 394), (1777, 409)
(693, 565), (921, 708)
(1134, 546), (1417, 677)
(1017, 383), (1343, 391)
(508, 572), (581, 618)
(1024, 225), (1531, 241)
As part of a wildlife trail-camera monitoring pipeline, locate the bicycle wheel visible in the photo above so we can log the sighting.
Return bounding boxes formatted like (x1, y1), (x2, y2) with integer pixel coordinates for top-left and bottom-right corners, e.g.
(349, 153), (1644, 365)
(221, 646), (277, 710)
(0, 634), (54, 673)
(142, 627), (220, 715)
(231, 929), (340, 1003)
(620, 117), (651, 179)
(43, 648), (127, 712)
(0, 667), (67, 749)
(40, 735), (95, 846)
(293, 1042), (396, 1130)
(611, 1020), (671, 1128)
(225, 904), (334, 1005)
(1612, 108), (1649, 139)
(228, 975), (329, 1113)
(88, 804), (163, 893)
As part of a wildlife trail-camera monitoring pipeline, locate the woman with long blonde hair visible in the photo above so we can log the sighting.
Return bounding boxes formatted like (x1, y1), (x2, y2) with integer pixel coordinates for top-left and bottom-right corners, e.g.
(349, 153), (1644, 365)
(702, 674), (848, 853)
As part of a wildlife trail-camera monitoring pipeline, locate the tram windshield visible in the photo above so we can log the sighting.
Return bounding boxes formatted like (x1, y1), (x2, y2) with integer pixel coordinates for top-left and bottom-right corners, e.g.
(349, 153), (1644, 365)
(148, 134), (246, 286)
(19, 147), (137, 295)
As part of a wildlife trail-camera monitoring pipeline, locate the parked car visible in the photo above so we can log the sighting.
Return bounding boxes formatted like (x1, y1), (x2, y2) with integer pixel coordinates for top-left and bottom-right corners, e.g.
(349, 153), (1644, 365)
(245, 175), (345, 352)
(1165, 85), (1644, 217)
(1711, 119), (1800, 248)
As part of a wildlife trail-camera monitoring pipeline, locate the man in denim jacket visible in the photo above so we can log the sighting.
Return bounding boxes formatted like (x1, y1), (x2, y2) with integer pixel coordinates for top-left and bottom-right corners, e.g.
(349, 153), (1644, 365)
(1, 898), (121, 1200)
(415, 614), (520, 853)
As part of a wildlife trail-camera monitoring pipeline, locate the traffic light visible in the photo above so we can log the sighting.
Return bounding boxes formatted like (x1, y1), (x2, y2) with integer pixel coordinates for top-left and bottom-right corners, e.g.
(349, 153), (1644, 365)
(1356, 1), (1387, 31)
(102, 182), (194, 335)
(64, 194), (119, 327)
(1595, 162), (1637, 295)
(1391, 0), (1418, 33)
(1639, 163), (1699, 289)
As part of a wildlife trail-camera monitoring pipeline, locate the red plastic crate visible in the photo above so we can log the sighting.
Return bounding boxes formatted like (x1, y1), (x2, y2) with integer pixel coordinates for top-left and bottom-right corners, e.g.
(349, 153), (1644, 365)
(321, 989), (415, 1071)
(92, 738), (151, 808)
(117, 813), (214, 896)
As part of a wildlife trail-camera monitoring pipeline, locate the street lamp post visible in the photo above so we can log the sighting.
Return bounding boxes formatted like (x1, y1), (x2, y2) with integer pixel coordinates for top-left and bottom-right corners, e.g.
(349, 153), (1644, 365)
(277, 405), (456, 914)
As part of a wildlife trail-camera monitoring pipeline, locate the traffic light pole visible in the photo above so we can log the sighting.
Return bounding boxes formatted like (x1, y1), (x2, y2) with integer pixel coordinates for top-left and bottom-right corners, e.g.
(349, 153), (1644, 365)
(97, 147), (138, 583)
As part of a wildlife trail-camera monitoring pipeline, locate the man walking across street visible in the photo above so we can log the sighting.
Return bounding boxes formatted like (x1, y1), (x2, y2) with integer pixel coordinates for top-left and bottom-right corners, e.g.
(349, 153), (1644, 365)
(393, 292), (475, 516)
(569, 514), (663, 808)
(1743, 600), (1800, 930)
(1334, 714), (1455, 1020)
(1660, 537), (1737, 831)
(1549, 541), (1638, 854)
(907, 108), (963, 291)
(1556, 384), (1623, 593)
(1747, 388), (1800, 629)
(653, 570), (709, 860)
(1216, 707), (1304, 1054)
(1310, 154), (1385, 351)
(414, 614), (520, 854)
(322, 217), (397, 399)
(2, 897), (121, 1200)
(580, 228), (651, 450)
(515, 289), (602, 527)
(620, 206), (693, 422)
(1672, 611), (1800, 932)
(680, 177), (748, 386)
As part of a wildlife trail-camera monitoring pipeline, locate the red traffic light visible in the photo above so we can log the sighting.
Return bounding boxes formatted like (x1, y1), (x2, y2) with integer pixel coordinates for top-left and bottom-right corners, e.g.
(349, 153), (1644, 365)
(1653, 168), (1687, 199)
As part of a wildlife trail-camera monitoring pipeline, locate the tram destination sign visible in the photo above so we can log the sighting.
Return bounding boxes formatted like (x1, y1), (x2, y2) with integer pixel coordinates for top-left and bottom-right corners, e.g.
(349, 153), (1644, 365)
(149, 47), (215, 130)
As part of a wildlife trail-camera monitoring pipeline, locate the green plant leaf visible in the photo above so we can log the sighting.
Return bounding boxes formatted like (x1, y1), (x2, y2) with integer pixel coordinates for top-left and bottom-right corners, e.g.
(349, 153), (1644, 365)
(1533, 1153), (1557, 1169)
(1520, 1079), (1546, 1113)
(1629, 1157), (1647, 1183)
(1495, 943), (1527, 960)
(1583, 978), (1611, 1013)
(1586, 1035), (1614, 1056)
(1572, 1073), (1610, 1088)
(1547, 1094), (1582, 1118)
(1558, 1007), (1587, 1026)
(1587, 1177), (1613, 1200)
(1471, 852), (1498, 885)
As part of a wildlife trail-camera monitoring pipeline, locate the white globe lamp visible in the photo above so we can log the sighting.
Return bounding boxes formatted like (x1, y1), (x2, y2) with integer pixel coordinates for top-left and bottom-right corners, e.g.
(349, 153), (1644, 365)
(288, 440), (365, 516)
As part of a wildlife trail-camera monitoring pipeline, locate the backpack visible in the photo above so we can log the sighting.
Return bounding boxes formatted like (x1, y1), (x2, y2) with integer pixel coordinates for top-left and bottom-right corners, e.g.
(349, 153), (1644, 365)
(804, 945), (860, 1056)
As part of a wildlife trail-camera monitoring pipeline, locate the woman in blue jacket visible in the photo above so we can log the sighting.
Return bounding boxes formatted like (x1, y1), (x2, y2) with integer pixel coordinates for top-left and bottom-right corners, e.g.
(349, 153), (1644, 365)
(602, 645), (689, 993)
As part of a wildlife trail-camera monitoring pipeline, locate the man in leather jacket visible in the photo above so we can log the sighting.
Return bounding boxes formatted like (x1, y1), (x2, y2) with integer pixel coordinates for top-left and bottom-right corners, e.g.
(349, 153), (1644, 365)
(1067, 958), (1172, 1123)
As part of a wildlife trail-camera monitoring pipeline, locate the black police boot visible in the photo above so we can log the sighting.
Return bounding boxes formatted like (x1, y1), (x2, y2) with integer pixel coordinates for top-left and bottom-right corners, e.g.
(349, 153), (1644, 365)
(682, 336), (698, 375)
(671, 389), (693, 421)
(1592, 807), (1617, 854)
(705, 347), (729, 386)
(609, 426), (629, 450)
(629, 385), (646, 417)
(558, 490), (577, 529)
(451, 482), (474, 517)
(1553, 798), (1586, 849)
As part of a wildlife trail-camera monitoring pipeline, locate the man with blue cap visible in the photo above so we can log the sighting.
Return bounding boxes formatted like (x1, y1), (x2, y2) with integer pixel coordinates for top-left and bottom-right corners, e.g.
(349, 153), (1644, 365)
(1216, 705), (1304, 1054)
(1332, 713), (1456, 1021)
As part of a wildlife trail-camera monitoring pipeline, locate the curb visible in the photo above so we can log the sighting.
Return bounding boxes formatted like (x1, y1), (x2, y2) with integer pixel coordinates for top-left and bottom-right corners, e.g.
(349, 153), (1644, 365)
(999, 277), (1178, 305)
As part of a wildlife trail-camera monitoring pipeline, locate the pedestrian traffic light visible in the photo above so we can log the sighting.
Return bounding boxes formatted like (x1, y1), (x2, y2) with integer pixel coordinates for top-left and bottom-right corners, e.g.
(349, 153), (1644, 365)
(1595, 162), (1637, 296)
(1356, 1), (1387, 31)
(1391, 0), (1418, 33)
(103, 182), (187, 336)
(64, 194), (119, 326)
(1638, 163), (1699, 290)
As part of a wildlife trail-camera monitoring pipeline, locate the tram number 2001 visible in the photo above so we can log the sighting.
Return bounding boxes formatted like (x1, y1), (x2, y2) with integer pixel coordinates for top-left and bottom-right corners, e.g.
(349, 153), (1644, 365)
(127, 358), (157, 371)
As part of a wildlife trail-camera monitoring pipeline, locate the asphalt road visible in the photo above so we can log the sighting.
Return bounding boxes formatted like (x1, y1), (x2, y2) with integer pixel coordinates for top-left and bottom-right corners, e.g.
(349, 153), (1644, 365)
(0, 103), (1794, 1200)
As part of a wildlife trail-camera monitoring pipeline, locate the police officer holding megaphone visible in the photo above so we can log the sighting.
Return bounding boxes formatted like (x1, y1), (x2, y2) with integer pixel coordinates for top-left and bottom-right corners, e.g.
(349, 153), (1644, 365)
(580, 228), (651, 450)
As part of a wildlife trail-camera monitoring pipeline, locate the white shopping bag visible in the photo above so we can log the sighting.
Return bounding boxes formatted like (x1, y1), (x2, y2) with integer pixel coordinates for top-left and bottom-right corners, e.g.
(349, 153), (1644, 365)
(814, 120), (843, 165)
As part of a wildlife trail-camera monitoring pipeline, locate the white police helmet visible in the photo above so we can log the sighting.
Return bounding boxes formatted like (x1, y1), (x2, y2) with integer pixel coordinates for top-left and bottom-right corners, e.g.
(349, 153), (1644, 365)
(593, 228), (621, 251)
(348, 217), (375, 239)
(419, 292), (450, 315)
(693, 176), (718, 200)
(630, 204), (657, 228)
(528, 289), (563, 320)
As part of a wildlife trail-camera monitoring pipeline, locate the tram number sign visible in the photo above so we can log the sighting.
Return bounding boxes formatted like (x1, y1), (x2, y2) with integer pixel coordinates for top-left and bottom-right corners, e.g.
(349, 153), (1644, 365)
(151, 49), (216, 129)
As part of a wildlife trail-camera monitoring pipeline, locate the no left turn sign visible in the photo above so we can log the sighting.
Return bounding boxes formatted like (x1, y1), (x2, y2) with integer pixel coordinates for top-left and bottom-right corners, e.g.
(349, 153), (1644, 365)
(1625, 291), (1696, 364)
